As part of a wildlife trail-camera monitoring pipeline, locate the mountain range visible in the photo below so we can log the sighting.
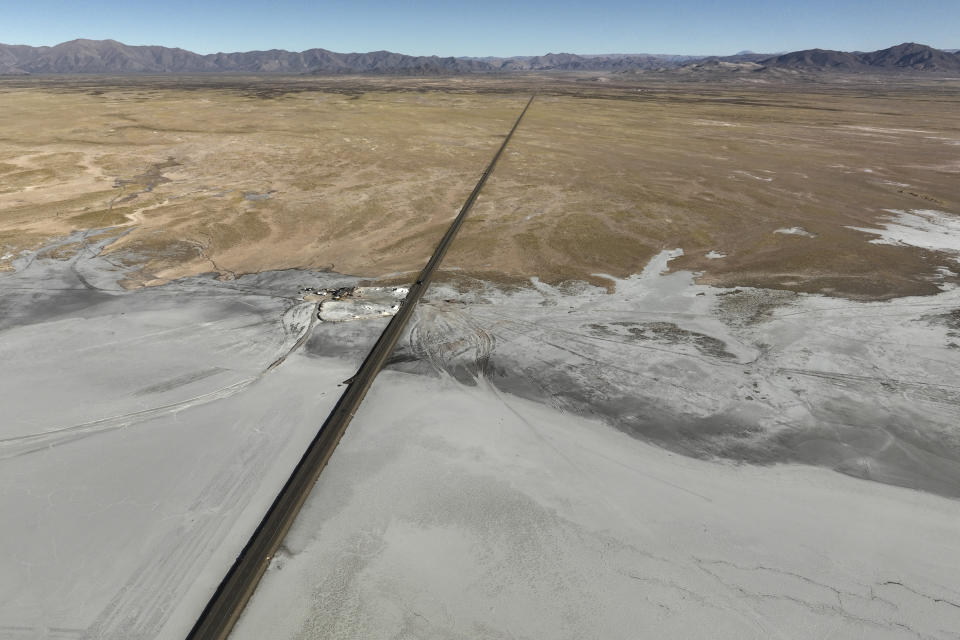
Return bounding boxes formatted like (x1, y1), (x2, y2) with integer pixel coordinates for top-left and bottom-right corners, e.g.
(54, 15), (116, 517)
(0, 39), (958, 75)
(763, 42), (960, 72)
(0, 39), (695, 75)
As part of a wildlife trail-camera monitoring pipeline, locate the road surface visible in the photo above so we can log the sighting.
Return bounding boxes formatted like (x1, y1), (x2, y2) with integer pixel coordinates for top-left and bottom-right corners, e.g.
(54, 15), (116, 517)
(186, 93), (536, 640)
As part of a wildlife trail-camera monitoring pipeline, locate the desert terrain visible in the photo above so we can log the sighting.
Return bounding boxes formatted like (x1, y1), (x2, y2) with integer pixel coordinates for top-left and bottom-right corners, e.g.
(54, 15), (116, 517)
(2, 73), (959, 639)
(2, 74), (959, 296)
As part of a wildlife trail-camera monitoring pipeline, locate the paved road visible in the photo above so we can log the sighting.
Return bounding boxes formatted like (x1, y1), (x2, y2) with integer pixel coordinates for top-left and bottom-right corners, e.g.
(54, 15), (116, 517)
(186, 93), (536, 640)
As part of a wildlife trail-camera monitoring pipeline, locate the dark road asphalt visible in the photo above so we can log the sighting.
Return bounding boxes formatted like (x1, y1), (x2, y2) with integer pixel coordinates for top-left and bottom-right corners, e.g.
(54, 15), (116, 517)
(186, 93), (536, 640)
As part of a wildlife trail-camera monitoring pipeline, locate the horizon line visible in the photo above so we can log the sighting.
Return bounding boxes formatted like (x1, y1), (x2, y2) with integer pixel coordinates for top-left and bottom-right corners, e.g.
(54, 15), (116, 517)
(2, 37), (956, 60)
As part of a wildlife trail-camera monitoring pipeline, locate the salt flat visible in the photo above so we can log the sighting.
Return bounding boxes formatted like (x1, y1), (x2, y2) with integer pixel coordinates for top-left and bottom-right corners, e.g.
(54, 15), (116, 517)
(233, 369), (960, 640)
(408, 248), (960, 498)
(232, 244), (960, 639)
(0, 239), (381, 638)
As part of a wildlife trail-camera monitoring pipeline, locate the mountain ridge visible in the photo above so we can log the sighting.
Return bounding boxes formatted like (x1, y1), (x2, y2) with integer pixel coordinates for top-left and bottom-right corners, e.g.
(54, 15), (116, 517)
(0, 39), (957, 75)
(765, 42), (960, 72)
(0, 39), (694, 75)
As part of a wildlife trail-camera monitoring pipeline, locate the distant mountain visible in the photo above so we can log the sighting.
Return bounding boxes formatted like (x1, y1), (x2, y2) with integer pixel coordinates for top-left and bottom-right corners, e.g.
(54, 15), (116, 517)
(0, 39), (957, 76)
(762, 42), (960, 72)
(764, 48), (865, 70)
(860, 42), (960, 70)
(673, 60), (766, 75)
(0, 62), (29, 75)
(0, 43), (34, 74)
(490, 52), (693, 71)
(0, 39), (694, 75)
(0, 39), (214, 73)
(701, 52), (777, 64)
(667, 43), (960, 75)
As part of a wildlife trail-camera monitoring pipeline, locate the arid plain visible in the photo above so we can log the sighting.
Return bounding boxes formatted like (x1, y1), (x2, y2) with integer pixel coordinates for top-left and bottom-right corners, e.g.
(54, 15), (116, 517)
(2, 74), (959, 296)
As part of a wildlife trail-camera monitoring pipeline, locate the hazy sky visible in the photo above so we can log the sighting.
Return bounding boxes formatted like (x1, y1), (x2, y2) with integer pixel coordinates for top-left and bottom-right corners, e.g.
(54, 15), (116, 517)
(2, 0), (958, 56)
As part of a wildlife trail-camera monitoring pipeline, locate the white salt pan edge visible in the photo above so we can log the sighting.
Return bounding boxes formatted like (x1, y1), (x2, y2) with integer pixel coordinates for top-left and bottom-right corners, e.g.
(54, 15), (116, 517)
(848, 209), (960, 260)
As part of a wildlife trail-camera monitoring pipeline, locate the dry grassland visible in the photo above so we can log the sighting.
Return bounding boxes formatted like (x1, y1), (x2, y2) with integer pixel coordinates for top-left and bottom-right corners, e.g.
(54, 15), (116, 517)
(0, 78), (520, 286)
(450, 83), (960, 297)
(1, 75), (958, 298)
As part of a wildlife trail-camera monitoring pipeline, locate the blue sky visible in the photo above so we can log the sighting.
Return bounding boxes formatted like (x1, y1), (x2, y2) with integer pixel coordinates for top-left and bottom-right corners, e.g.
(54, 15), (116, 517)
(2, 0), (958, 57)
